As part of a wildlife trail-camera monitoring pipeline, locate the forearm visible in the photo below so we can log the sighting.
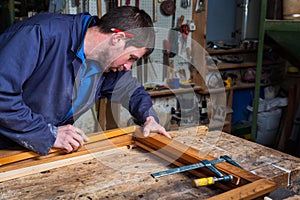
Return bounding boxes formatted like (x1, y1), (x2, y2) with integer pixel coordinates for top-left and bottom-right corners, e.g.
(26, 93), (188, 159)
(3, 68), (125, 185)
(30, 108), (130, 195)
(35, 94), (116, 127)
(128, 87), (159, 125)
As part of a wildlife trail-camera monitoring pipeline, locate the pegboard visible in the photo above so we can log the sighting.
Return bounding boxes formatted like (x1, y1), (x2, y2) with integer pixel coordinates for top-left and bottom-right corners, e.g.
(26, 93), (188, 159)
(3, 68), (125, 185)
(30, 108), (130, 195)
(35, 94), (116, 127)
(89, 0), (98, 16)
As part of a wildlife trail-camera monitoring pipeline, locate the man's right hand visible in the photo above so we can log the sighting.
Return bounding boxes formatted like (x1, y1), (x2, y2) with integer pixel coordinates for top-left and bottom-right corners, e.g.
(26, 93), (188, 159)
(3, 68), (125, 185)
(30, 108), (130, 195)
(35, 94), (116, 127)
(53, 125), (89, 153)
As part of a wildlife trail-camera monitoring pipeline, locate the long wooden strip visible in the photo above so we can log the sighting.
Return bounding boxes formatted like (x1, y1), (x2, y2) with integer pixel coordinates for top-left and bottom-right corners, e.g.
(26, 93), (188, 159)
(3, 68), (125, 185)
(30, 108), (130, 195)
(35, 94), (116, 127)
(0, 153), (95, 182)
(134, 131), (262, 183)
(135, 132), (278, 199)
(0, 134), (133, 182)
(207, 179), (277, 200)
(0, 126), (136, 166)
(135, 140), (234, 191)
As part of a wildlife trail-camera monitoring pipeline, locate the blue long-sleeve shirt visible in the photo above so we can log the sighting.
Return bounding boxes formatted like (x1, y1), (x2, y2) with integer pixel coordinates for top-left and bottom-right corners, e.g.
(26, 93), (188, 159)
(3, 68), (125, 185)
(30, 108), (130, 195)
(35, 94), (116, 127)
(0, 12), (157, 155)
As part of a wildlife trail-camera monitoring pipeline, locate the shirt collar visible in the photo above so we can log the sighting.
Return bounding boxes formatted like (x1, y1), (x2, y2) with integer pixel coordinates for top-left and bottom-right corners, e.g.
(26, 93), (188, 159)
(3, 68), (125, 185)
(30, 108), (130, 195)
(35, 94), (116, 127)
(77, 15), (97, 62)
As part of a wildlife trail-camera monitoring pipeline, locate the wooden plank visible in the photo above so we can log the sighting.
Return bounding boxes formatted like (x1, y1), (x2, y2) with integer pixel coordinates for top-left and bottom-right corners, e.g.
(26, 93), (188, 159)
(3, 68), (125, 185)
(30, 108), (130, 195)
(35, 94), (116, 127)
(0, 127), (279, 199)
(134, 131), (261, 183)
(134, 130), (278, 199)
(207, 179), (277, 200)
(0, 134), (133, 182)
(0, 126), (136, 166)
(191, 0), (207, 87)
(0, 153), (95, 182)
(105, 102), (120, 130)
(97, 0), (102, 17)
(135, 140), (234, 191)
(98, 97), (107, 130)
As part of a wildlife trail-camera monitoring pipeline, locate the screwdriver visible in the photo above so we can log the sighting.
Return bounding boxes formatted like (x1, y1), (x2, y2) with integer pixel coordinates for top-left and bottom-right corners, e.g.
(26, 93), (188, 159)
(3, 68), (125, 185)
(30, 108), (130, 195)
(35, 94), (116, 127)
(192, 175), (233, 187)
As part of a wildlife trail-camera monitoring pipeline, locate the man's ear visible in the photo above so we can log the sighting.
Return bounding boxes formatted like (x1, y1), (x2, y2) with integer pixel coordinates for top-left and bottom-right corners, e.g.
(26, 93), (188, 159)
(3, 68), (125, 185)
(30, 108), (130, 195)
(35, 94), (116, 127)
(111, 32), (126, 46)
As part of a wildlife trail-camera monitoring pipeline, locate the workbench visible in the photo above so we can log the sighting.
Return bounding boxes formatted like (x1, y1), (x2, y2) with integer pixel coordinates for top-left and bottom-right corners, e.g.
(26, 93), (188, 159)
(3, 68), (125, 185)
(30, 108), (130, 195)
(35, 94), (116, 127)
(0, 126), (299, 199)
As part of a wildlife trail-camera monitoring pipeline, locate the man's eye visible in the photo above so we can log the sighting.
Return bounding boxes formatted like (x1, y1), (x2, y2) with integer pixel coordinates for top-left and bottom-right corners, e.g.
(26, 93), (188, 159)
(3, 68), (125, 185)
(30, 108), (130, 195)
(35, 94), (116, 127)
(129, 55), (138, 62)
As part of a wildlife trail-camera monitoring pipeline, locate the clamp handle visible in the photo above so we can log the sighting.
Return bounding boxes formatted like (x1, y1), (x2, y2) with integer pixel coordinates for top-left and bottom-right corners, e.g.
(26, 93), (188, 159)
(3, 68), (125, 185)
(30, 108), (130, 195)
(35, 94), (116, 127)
(193, 175), (233, 187)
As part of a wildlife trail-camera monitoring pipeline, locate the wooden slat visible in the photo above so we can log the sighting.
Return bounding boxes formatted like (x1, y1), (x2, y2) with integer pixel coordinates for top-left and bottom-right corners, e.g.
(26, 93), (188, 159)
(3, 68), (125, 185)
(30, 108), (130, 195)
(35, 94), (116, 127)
(135, 140), (234, 191)
(134, 131), (260, 183)
(207, 179), (277, 200)
(0, 126), (136, 166)
(134, 130), (278, 199)
(97, 0), (102, 17)
(0, 134), (133, 182)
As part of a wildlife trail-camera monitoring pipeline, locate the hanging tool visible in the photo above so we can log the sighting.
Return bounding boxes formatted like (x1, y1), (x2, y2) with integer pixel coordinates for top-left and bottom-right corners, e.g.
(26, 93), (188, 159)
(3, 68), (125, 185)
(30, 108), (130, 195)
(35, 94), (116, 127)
(179, 19), (190, 54)
(151, 155), (241, 187)
(181, 0), (190, 8)
(186, 47), (196, 82)
(169, 14), (184, 58)
(143, 56), (148, 83)
(162, 39), (170, 81)
(137, 57), (143, 84)
(200, 95), (209, 124)
(222, 72), (237, 88)
(107, 0), (118, 11)
(160, 0), (176, 16)
(195, 0), (205, 12)
(153, 0), (158, 22)
(135, 0), (139, 8)
(162, 0), (177, 58)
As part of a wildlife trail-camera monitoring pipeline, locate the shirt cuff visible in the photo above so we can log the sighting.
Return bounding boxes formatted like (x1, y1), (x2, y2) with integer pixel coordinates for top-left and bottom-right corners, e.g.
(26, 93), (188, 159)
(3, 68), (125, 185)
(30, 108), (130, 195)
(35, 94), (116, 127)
(48, 123), (58, 138)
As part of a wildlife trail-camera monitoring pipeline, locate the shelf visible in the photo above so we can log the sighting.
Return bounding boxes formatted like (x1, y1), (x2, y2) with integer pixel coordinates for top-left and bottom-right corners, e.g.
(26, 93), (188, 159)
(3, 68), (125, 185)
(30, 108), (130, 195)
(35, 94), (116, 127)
(265, 20), (300, 32)
(148, 86), (203, 97)
(263, 19), (300, 67)
(207, 48), (257, 55)
(199, 82), (273, 93)
(232, 82), (272, 90)
(286, 73), (300, 78)
(207, 60), (280, 71)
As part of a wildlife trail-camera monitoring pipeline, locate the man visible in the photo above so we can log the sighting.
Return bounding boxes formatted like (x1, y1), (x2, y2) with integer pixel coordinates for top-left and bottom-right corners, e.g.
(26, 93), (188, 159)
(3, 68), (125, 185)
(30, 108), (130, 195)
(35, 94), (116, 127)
(0, 6), (171, 155)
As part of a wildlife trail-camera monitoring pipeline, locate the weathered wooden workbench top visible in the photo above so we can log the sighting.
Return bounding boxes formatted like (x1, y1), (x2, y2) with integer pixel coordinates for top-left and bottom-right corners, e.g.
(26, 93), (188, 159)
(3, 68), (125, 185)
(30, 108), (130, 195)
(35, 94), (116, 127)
(0, 126), (299, 199)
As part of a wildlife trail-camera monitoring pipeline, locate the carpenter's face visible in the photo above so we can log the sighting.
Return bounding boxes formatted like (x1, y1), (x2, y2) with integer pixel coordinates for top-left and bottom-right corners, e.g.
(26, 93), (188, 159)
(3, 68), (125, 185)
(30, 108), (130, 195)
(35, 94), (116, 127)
(107, 46), (146, 72)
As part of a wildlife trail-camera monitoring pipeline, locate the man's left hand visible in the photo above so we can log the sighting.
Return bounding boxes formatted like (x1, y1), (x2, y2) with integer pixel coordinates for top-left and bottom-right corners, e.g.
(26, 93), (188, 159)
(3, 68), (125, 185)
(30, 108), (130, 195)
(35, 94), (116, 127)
(143, 116), (172, 139)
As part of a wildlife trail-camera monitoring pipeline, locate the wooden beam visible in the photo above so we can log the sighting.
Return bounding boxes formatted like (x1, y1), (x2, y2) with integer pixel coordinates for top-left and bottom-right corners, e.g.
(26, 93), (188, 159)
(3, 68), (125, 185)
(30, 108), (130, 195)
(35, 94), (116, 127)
(191, 0), (207, 87)
(0, 126), (136, 166)
(98, 97), (107, 130)
(97, 0), (102, 17)
(207, 179), (277, 200)
(0, 134), (133, 182)
(134, 130), (260, 182)
(134, 130), (277, 199)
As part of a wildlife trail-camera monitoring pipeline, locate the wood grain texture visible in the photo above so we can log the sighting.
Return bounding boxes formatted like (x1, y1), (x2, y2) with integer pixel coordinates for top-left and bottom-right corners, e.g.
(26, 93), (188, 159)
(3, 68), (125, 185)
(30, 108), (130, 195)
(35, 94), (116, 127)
(2, 126), (298, 199)
(0, 126), (136, 166)
(0, 134), (133, 182)
(134, 129), (278, 199)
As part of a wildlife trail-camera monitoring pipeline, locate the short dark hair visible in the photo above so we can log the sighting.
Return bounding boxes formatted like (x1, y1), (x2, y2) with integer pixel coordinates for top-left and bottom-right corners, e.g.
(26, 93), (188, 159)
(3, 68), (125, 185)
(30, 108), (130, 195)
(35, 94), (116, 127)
(95, 6), (155, 56)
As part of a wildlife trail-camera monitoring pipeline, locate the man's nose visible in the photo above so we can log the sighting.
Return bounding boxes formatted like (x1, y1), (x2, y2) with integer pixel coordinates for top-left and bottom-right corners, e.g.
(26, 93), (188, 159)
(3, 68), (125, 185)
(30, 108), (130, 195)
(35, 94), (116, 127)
(123, 63), (133, 71)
